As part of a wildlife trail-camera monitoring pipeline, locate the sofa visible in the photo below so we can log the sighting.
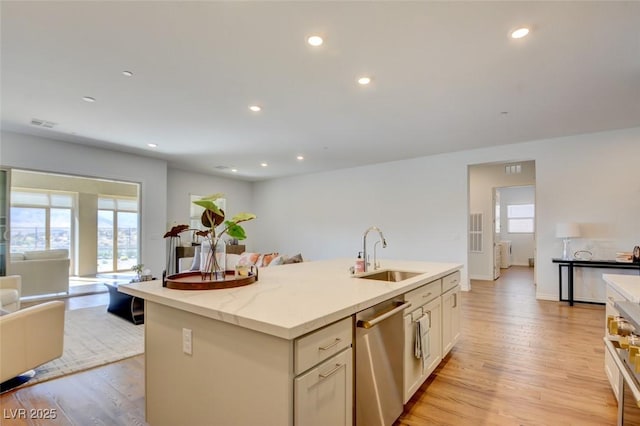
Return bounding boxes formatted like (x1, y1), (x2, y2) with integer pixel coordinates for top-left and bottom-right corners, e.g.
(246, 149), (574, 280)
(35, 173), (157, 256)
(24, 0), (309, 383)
(0, 301), (65, 387)
(6, 249), (70, 297)
(0, 275), (21, 312)
(179, 251), (303, 273)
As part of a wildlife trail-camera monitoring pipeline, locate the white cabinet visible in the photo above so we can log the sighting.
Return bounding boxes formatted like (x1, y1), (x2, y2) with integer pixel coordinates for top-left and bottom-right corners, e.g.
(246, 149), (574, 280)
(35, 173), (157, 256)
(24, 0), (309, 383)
(402, 270), (462, 403)
(294, 318), (353, 426)
(442, 285), (461, 356)
(295, 348), (353, 426)
(403, 295), (441, 403)
(605, 283), (625, 402)
(295, 317), (352, 375)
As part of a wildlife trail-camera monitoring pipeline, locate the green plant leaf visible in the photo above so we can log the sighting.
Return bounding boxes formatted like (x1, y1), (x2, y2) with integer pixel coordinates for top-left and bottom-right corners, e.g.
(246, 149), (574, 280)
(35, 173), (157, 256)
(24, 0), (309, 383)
(229, 212), (257, 223)
(193, 200), (223, 216)
(201, 193), (225, 201)
(225, 223), (247, 240)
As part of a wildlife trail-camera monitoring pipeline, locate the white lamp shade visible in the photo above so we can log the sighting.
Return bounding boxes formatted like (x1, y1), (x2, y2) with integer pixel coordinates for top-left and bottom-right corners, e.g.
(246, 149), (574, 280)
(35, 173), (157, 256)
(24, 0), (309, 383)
(556, 222), (581, 239)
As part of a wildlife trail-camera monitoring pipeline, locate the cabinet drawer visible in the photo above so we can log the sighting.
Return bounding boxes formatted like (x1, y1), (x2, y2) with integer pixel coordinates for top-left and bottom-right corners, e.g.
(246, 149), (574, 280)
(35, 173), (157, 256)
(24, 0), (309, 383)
(295, 317), (352, 375)
(404, 279), (441, 310)
(442, 271), (461, 293)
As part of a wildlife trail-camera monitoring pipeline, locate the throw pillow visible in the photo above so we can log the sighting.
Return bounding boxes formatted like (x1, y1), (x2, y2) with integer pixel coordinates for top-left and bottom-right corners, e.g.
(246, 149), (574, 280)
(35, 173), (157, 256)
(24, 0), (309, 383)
(269, 255), (285, 266)
(23, 249), (69, 260)
(283, 253), (304, 264)
(239, 252), (261, 266)
(261, 253), (280, 267)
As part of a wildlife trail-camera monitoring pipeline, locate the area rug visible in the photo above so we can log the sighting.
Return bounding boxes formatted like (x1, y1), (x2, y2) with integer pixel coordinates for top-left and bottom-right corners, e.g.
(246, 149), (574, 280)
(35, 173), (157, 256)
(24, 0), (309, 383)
(28, 305), (144, 386)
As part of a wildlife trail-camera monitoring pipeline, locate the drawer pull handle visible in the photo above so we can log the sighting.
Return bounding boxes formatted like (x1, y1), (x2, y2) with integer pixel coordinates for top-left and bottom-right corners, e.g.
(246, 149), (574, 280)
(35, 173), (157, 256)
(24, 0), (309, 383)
(319, 363), (344, 380)
(422, 292), (433, 298)
(453, 293), (458, 308)
(318, 338), (341, 351)
(451, 279), (458, 284)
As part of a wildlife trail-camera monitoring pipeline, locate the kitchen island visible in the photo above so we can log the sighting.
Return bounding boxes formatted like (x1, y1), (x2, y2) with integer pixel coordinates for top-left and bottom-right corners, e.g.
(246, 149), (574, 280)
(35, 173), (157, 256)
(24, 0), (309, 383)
(120, 258), (462, 426)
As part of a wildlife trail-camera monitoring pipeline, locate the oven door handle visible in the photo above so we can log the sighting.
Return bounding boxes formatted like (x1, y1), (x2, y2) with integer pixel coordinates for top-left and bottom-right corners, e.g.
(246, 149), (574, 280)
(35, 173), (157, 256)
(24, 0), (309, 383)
(604, 337), (640, 407)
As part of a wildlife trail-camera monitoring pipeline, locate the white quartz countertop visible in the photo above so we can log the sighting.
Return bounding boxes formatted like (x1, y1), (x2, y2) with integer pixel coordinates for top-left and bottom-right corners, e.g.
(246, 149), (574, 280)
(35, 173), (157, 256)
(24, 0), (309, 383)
(604, 274), (640, 303)
(119, 258), (462, 340)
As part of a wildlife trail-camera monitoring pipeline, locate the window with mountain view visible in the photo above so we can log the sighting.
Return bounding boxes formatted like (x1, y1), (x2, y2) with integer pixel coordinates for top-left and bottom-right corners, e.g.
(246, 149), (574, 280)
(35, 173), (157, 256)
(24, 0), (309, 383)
(98, 196), (139, 272)
(10, 190), (73, 253)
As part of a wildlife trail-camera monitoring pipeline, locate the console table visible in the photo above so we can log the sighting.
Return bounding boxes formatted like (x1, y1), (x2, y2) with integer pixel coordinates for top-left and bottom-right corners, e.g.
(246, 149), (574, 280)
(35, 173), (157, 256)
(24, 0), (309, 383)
(105, 283), (144, 324)
(552, 258), (640, 306)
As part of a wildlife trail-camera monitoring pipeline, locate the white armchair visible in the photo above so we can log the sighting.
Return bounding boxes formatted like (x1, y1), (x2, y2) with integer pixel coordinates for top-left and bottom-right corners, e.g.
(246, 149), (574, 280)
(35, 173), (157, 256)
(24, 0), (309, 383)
(0, 275), (21, 313)
(0, 301), (65, 389)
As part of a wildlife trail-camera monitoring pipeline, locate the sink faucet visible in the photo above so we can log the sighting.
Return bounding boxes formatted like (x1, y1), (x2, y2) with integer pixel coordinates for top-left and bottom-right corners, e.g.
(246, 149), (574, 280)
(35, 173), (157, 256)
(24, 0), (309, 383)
(363, 226), (387, 272)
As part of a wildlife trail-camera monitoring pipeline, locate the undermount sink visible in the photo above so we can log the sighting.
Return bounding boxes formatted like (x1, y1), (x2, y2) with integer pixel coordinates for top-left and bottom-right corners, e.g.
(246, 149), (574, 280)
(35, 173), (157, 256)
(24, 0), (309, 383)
(357, 270), (422, 282)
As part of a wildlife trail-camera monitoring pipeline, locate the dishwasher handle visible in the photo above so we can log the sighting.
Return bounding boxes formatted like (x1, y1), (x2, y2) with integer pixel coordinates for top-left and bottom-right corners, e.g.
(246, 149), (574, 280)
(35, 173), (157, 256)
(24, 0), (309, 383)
(357, 301), (412, 329)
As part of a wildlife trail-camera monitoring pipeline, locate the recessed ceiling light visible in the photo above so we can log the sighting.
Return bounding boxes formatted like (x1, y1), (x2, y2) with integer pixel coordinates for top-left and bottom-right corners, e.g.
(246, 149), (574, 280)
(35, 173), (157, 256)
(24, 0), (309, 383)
(260, 162), (268, 167)
(82, 96), (96, 103)
(249, 105), (262, 112)
(122, 70), (133, 77)
(296, 155), (304, 161)
(511, 27), (530, 39)
(147, 143), (157, 148)
(231, 168), (238, 173)
(307, 35), (324, 47)
(357, 76), (371, 85)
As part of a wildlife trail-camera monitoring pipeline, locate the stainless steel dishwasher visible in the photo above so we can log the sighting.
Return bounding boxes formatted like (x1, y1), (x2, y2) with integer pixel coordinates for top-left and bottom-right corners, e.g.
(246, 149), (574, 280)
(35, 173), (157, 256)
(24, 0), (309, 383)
(355, 296), (411, 426)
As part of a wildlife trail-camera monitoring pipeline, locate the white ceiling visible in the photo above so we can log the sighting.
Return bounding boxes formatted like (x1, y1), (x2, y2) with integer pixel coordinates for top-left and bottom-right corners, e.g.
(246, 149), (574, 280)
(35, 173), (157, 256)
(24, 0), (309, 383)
(2, 1), (639, 181)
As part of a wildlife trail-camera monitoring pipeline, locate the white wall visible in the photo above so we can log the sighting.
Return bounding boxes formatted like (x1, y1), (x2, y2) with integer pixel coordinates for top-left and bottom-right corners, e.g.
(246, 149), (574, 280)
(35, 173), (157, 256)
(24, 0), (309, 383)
(166, 168), (254, 248)
(252, 127), (640, 299)
(2, 126), (638, 302)
(0, 131), (168, 276)
(468, 161), (536, 279)
(252, 152), (470, 287)
(498, 186), (536, 267)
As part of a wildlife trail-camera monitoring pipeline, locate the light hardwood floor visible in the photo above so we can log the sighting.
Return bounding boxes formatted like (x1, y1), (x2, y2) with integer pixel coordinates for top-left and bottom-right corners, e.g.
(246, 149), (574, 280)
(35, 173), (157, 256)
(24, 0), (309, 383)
(396, 266), (617, 425)
(1, 266), (617, 425)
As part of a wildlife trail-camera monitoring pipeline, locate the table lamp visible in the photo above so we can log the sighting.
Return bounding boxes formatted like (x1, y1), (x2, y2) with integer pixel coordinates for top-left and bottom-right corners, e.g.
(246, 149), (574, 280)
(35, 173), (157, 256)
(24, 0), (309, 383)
(556, 223), (581, 260)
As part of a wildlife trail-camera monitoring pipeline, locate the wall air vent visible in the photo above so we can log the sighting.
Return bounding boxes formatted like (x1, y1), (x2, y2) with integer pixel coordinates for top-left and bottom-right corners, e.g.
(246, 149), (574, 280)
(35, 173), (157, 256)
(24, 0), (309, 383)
(469, 212), (483, 253)
(30, 118), (58, 129)
(505, 164), (522, 175)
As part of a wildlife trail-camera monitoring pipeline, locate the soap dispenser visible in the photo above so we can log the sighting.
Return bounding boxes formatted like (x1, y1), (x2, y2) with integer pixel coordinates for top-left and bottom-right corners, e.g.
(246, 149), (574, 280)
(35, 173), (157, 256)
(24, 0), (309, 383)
(355, 252), (365, 273)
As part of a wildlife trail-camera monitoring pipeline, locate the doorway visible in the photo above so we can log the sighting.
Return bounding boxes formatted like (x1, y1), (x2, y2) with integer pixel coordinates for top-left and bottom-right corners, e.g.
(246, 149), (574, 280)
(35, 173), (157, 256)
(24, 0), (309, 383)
(468, 161), (537, 283)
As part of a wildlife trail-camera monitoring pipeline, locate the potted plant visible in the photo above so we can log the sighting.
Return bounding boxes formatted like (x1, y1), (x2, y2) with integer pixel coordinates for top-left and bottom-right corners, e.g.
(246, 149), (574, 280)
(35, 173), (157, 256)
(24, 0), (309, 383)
(131, 263), (145, 282)
(192, 193), (256, 281)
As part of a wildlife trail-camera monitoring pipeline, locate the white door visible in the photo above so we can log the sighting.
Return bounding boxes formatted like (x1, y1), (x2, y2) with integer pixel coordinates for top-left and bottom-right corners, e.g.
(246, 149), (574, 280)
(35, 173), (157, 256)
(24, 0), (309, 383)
(493, 188), (501, 279)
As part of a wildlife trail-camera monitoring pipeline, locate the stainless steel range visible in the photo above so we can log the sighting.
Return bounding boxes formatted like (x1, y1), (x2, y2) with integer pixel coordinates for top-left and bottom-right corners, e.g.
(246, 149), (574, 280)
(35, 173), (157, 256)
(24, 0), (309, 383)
(605, 301), (640, 425)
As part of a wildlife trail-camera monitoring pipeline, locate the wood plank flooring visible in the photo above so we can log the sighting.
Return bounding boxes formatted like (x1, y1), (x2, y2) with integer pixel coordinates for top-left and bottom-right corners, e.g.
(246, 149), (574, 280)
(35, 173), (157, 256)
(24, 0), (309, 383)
(1, 266), (617, 425)
(396, 266), (617, 425)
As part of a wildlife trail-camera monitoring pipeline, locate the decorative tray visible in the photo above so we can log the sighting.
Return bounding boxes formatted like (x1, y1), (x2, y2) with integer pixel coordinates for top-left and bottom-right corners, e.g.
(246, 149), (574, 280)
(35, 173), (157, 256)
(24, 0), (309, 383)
(164, 270), (258, 290)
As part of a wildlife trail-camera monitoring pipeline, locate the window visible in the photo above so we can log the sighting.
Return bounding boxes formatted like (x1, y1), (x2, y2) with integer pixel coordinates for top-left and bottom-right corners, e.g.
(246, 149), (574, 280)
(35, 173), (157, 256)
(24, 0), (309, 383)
(98, 196), (139, 272)
(10, 190), (73, 253)
(507, 204), (535, 233)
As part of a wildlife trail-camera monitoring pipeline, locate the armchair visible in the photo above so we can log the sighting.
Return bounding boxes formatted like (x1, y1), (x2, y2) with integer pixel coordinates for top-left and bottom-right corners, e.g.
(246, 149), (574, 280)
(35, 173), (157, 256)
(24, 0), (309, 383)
(0, 275), (21, 313)
(0, 301), (65, 391)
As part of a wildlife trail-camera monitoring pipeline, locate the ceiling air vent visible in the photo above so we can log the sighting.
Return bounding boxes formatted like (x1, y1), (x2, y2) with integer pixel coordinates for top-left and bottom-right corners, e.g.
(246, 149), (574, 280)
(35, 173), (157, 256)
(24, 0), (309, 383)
(214, 165), (229, 170)
(30, 118), (58, 129)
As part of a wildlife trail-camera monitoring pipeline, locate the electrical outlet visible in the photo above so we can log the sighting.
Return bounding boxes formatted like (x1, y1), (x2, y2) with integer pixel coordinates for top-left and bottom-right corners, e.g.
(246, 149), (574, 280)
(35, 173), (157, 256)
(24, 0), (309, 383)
(182, 328), (192, 355)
